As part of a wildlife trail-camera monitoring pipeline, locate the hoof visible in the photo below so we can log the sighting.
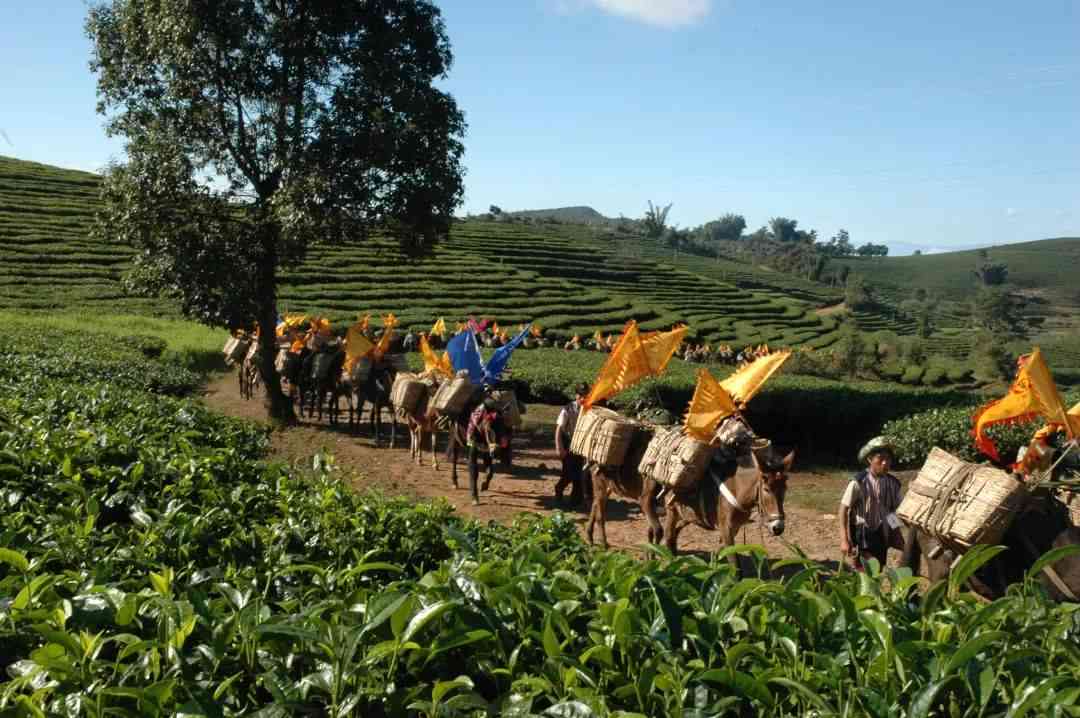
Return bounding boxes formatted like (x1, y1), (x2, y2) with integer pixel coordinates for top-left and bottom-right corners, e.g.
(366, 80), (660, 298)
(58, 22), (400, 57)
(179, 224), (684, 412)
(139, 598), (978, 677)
(471, 498), (480, 506)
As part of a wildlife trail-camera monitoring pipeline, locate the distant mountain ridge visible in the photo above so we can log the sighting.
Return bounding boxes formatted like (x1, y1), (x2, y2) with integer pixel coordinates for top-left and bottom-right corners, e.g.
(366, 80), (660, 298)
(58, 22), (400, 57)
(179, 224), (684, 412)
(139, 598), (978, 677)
(505, 206), (612, 223)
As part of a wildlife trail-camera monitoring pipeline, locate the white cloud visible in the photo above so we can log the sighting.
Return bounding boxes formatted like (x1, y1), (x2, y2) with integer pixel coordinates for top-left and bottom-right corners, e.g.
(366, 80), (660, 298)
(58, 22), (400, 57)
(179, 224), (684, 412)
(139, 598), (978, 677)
(1005, 207), (1018, 217)
(564, 0), (712, 28)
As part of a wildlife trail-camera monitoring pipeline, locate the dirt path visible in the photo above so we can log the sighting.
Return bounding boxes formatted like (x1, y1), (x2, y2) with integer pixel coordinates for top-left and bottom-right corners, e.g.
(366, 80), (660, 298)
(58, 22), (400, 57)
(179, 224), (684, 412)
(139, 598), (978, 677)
(202, 373), (879, 564)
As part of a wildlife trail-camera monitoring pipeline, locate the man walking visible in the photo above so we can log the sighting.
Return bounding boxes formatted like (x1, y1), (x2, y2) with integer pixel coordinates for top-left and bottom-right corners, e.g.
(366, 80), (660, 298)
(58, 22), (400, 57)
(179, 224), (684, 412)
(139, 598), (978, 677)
(554, 383), (591, 508)
(839, 436), (904, 570)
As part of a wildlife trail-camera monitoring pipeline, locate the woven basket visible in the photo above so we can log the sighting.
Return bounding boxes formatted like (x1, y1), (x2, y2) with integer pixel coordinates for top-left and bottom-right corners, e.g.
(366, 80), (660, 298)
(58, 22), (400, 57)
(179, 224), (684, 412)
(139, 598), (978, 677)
(432, 371), (477, 416)
(897, 447), (1028, 549)
(391, 373), (428, 416)
(489, 389), (522, 428)
(638, 427), (713, 490)
(571, 407), (643, 467)
(223, 337), (250, 364)
(1058, 489), (1080, 529)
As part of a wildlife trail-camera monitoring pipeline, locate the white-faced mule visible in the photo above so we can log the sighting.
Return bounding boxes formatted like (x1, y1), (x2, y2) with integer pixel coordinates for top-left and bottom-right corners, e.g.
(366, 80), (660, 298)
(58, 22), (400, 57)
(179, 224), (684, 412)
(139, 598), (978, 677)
(641, 441), (794, 566)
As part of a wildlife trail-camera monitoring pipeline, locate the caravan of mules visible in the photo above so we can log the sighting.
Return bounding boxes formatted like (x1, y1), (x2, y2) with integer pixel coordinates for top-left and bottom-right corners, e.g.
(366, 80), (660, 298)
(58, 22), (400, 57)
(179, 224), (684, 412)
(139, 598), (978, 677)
(224, 317), (1080, 598)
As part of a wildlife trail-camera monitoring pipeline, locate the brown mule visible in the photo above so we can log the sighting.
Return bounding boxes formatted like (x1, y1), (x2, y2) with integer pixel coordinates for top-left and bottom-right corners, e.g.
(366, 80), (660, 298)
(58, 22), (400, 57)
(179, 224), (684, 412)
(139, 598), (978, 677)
(643, 446), (793, 567)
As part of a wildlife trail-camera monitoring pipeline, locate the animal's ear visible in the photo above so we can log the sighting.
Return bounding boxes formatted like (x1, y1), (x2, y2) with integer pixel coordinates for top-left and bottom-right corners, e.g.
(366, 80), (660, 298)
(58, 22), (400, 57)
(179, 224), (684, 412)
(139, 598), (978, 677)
(782, 450), (796, 472)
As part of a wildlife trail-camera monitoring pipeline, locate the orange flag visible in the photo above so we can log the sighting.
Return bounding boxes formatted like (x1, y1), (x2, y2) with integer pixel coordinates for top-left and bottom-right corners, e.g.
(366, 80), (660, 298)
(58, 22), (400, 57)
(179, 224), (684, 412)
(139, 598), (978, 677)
(684, 368), (739, 441)
(720, 351), (791, 406)
(583, 321), (688, 410)
(973, 348), (1074, 461)
(420, 335), (454, 378)
(371, 314), (399, 361)
(345, 322), (375, 372)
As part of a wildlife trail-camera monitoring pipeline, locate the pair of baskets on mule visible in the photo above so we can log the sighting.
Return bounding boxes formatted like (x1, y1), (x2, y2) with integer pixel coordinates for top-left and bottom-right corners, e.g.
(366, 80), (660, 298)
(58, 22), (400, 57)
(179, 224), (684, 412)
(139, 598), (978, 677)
(572, 407), (774, 491)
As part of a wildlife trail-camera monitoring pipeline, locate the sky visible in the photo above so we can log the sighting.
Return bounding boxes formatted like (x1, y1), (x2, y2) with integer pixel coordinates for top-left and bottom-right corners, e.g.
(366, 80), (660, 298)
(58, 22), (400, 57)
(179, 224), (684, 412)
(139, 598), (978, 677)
(1, 1), (1078, 255)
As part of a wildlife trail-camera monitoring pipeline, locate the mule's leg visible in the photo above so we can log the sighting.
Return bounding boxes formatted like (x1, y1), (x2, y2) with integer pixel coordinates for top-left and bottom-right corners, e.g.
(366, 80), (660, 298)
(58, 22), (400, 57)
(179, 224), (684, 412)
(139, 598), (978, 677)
(431, 428), (439, 470)
(640, 478), (663, 544)
(468, 444), (481, 505)
(663, 509), (680, 553)
(586, 472), (604, 545)
(389, 411), (397, 449)
(595, 471), (610, 549)
(450, 433), (460, 488)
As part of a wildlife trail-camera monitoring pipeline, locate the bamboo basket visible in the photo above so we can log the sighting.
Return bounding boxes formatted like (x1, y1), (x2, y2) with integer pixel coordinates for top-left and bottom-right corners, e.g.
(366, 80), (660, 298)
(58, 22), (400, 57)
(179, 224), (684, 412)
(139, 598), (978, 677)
(432, 371), (477, 416)
(1058, 489), (1080, 529)
(897, 446), (1028, 549)
(489, 389), (522, 428)
(223, 336), (250, 365)
(571, 407), (643, 467)
(638, 427), (713, 490)
(391, 373), (428, 416)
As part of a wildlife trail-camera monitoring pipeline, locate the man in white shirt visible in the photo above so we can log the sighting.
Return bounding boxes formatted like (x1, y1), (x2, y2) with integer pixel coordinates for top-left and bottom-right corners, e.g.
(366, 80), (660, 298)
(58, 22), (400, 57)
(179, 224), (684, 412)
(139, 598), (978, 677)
(839, 436), (903, 570)
(554, 383), (590, 508)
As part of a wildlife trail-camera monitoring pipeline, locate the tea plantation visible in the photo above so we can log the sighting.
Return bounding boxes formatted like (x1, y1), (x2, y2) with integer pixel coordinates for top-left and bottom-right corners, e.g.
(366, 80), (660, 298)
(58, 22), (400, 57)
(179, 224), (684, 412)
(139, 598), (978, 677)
(2, 319), (1080, 716)
(0, 155), (862, 349)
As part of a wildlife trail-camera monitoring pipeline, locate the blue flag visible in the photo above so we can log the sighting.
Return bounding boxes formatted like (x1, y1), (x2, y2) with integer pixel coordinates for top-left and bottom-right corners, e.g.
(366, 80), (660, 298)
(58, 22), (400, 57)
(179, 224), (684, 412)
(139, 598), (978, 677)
(482, 326), (531, 384)
(447, 331), (485, 385)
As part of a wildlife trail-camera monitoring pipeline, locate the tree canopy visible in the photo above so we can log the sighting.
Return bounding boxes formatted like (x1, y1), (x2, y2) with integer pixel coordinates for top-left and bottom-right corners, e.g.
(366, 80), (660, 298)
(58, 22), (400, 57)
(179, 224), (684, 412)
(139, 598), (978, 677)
(87, 0), (466, 420)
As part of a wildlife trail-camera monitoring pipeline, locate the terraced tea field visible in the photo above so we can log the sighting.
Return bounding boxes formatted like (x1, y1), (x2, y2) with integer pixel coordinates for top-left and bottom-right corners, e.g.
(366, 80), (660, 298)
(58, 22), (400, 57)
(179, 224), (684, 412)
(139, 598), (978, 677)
(0, 155), (857, 348)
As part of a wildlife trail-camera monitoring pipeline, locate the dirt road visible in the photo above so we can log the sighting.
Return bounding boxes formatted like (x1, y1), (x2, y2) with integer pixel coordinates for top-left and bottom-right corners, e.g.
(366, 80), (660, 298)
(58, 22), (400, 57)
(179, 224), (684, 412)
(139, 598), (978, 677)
(202, 373), (895, 565)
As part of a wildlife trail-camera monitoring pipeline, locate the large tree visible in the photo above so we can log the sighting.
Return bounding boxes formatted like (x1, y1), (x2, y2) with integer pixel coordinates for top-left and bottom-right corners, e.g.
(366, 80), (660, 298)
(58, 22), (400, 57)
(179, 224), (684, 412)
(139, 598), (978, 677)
(87, 0), (466, 422)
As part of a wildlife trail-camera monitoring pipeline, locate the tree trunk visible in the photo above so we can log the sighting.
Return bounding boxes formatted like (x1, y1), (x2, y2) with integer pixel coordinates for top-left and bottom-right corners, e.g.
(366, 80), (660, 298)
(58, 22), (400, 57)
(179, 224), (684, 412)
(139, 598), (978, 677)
(256, 228), (295, 424)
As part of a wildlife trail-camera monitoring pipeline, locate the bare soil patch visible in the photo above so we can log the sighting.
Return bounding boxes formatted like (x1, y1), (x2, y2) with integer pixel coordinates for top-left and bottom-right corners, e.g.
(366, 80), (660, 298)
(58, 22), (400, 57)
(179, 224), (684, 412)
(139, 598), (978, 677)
(201, 373), (902, 565)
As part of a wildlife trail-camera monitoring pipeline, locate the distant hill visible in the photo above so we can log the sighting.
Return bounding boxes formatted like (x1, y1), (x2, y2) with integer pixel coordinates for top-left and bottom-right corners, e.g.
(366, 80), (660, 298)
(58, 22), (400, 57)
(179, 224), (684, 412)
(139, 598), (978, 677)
(834, 238), (1080, 305)
(505, 206), (612, 223)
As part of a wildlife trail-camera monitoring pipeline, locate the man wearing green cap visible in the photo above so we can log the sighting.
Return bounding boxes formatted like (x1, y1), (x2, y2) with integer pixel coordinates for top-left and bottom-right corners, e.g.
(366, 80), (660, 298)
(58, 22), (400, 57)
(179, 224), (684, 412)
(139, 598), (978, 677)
(839, 436), (904, 570)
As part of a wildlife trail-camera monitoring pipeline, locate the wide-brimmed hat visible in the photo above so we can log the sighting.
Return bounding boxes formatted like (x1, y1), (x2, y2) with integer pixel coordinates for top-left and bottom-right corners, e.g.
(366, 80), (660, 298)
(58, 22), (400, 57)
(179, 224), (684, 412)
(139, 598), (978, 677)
(859, 436), (896, 463)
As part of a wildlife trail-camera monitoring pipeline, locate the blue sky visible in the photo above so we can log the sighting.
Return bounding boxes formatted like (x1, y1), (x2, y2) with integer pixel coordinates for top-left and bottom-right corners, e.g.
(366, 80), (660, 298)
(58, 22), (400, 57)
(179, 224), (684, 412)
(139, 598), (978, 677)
(1, 1), (1077, 254)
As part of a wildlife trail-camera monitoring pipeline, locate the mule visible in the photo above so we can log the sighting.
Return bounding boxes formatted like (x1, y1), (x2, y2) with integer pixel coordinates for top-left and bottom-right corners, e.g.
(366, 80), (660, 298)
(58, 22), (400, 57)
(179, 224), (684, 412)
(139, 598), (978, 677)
(645, 446), (793, 565)
(901, 492), (1080, 601)
(299, 346), (346, 423)
(586, 434), (793, 565)
(332, 361), (396, 442)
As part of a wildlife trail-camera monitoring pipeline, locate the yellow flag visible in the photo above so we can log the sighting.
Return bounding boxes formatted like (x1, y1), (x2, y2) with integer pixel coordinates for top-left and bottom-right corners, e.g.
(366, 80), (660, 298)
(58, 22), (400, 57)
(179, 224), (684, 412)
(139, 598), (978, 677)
(974, 348), (1073, 461)
(345, 324), (375, 372)
(684, 369), (739, 441)
(720, 351), (791, 405)
(639, 325), (688, 375)
(420, 335), (454, 378)
(311, 317), (332, 337)
(358, 313), (371, 332)
(371, 321), (397, 361)
(431, 317), (447, 338)
(583, 321), (688, 410)
(383, 313), (398, 329)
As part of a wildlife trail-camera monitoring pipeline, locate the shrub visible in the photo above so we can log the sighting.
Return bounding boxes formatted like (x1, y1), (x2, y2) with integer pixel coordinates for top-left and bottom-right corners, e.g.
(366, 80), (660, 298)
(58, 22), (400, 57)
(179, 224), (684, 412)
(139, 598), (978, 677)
(900, 365), (925, 384)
